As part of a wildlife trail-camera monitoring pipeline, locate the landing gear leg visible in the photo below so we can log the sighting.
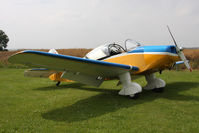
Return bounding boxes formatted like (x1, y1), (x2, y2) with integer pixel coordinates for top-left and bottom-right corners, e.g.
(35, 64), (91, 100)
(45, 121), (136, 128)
(143, 73), (166, 92)
(118, 72), (142, 99)
(56, 81), (61, 86)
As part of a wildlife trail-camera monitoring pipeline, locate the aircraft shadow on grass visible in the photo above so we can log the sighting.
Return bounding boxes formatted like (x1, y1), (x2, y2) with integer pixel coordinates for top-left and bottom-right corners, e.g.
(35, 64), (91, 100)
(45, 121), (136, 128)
(38, 81), (199, 123)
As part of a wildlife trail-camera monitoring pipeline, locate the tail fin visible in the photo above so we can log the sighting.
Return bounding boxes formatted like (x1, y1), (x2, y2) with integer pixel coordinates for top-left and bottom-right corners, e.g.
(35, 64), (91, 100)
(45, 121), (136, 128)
(48, 49), (58, 54)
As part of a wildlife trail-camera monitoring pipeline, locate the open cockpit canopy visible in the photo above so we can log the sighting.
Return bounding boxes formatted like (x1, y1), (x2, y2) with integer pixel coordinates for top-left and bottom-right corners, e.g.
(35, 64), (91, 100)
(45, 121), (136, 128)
(85, 43), (126, 60)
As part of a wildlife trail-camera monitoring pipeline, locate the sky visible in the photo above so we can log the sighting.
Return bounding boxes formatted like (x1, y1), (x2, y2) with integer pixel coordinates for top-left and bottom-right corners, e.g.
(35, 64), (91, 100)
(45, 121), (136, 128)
(0, 0), (199, 49)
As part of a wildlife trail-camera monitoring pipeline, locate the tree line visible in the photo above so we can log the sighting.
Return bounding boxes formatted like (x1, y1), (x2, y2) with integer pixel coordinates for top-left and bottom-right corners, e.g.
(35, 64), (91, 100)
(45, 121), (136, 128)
(0, 30), (9, 51)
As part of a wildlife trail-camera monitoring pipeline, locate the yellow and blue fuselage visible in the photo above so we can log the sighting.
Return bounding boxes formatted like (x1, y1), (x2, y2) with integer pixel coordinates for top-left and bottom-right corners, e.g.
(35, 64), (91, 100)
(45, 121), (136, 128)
(104, 45), (180, 74)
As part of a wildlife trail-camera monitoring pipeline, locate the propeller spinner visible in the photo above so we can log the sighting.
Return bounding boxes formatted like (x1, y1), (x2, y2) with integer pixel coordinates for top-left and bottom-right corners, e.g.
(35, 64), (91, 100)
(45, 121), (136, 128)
(167, 26), (192, 72)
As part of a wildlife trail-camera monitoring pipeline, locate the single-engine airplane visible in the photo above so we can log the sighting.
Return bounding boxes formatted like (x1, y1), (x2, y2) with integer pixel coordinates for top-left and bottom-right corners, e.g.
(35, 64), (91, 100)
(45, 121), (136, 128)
(8, 26), (192, 98)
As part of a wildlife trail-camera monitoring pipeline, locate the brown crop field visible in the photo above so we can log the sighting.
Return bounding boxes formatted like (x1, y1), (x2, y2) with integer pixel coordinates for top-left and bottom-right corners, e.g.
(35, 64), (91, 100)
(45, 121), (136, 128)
(0, 48), (199, 69)
(183, 49), (199, 69)
(0, 49), (92, 66)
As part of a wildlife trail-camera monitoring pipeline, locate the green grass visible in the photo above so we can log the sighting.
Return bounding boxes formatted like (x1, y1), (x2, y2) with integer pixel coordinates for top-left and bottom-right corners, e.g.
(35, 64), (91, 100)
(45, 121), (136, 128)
(0, 68), (199, 133)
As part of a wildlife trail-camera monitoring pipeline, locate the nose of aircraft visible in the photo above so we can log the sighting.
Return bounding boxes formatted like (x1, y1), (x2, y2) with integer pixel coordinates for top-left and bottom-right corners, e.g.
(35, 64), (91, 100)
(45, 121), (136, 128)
(167, 26), (192, 72)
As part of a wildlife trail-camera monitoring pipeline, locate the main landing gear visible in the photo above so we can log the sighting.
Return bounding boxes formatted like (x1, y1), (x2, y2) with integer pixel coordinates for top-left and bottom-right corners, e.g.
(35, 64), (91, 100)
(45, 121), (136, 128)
(118, 72), (166, 99)
(143, 73), (166, 92)
(118, 72), (142, 99)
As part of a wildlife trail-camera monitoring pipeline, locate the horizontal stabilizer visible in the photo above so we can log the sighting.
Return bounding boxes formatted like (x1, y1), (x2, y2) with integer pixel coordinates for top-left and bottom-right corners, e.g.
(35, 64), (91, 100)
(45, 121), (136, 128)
(62, 71), (104, 87)
(24, 68), (56, 78)
(48, 49), (58, 54)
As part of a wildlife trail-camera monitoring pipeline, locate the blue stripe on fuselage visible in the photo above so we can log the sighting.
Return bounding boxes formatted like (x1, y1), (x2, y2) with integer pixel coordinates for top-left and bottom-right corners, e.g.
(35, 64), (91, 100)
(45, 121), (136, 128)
(128, 45), (177, 54)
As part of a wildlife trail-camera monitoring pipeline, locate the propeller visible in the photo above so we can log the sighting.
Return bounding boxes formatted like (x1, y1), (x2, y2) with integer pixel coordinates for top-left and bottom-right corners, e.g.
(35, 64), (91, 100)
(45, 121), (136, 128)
(167, 25), (192, 72)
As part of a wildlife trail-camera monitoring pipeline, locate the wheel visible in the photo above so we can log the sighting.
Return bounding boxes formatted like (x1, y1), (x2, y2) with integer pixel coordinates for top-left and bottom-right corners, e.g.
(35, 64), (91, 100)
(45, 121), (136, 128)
(152, 87), (164, 93)
(56, 81), (61, 86)
(129, 93), (140, 99)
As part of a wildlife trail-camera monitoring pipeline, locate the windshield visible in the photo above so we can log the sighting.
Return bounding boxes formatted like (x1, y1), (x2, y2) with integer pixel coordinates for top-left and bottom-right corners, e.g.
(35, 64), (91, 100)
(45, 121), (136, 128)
(124, 39), (141, 51)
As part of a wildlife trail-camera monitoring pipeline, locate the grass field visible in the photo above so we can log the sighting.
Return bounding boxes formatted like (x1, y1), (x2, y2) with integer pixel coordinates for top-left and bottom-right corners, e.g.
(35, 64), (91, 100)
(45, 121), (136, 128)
(0, 68), (199, 133)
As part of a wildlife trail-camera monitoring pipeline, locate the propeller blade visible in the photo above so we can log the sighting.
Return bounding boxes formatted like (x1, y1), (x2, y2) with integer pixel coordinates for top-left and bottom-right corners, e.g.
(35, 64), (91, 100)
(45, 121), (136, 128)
(178, 51), (192, 71)
(167, 25), (178, 48)
(167, 25), (192, 72)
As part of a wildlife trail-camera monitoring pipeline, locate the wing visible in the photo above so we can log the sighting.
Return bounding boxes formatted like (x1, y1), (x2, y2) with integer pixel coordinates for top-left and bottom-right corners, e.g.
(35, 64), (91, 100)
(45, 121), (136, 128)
(9, 50), (139, 86)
